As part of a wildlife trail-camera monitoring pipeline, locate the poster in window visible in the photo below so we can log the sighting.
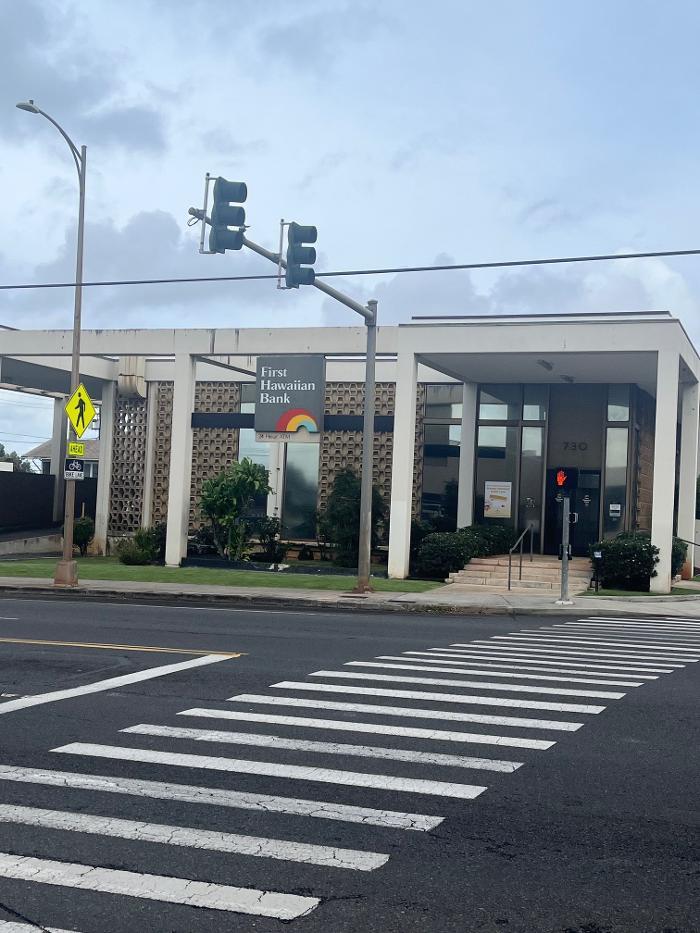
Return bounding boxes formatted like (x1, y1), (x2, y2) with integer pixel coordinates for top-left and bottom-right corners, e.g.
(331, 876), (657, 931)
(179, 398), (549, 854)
(484, 481), (512, 519)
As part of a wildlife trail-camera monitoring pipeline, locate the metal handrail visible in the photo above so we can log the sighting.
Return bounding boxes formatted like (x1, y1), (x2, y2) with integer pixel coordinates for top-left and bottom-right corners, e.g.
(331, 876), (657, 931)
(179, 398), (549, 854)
(508, 523), (534, 591)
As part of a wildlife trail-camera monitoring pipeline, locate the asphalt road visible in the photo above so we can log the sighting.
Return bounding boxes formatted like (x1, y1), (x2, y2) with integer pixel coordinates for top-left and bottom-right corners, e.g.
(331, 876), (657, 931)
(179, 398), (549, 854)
(0, 594), (696, 933)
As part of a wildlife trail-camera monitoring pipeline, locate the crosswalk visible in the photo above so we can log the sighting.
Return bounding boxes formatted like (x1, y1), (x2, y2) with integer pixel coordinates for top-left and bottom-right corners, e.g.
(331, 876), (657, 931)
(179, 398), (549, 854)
(0, 614), (698, 929)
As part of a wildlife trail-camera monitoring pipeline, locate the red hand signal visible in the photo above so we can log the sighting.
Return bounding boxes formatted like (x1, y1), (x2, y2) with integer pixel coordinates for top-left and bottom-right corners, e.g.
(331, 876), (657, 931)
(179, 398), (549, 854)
(556, 469), (567, 488)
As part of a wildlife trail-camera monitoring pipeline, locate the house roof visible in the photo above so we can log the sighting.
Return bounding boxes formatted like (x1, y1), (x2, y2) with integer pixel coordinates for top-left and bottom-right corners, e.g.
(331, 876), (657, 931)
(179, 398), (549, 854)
(24, 438), (100, 461)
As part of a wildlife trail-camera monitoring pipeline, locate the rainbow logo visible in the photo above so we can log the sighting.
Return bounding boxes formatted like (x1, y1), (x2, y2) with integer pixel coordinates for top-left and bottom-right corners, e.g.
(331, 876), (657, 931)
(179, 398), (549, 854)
(275, 408), (320, 433)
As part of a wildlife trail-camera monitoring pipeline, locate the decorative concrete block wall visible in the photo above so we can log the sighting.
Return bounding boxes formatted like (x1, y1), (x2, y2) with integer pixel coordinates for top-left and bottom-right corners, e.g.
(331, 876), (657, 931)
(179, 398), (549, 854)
(108, 394), (148, 535)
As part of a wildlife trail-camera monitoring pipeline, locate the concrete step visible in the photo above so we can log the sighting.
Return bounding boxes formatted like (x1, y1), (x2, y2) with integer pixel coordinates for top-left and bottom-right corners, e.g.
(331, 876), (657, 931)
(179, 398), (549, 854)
(444, 581), (591, 594)
(469, 556), (591, 570)
(448, 575), (589, 589)
(454, 566), (591, 580)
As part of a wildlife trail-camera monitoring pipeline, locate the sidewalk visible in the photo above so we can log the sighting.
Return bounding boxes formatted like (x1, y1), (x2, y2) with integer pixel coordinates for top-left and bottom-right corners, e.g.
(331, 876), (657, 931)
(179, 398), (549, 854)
(1, 574), (699, 617)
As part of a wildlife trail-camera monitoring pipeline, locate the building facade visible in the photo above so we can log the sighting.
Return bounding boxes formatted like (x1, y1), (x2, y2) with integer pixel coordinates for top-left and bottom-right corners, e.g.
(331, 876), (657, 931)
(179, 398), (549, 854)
(1, 310), (697, 592)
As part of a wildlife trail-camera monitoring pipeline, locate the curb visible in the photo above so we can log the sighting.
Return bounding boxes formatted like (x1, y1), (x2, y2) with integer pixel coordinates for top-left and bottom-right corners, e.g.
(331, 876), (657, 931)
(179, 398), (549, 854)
(1, 580), (698, 618)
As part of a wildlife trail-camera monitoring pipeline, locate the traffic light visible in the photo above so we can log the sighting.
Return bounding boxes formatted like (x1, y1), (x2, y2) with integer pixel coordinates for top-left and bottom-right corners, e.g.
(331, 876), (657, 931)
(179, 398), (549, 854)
(285, 222), (317, 287)
(209, 177), (247, 253)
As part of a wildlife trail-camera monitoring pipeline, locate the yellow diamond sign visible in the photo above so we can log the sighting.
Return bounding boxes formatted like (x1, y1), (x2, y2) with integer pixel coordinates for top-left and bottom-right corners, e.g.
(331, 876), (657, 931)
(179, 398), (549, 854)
(65, 383), (96, 439)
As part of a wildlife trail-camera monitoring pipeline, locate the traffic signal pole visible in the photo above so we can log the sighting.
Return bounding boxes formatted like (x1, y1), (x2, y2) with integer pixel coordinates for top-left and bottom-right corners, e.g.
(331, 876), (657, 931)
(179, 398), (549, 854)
(556, 495), (574, 605)
(189, 208), (378, 592)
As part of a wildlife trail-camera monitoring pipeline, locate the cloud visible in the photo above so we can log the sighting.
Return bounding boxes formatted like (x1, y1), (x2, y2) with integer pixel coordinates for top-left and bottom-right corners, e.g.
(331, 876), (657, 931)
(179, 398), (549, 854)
(0, 209), (323, 330)
(258, 3), (390, 75)
(320, 252), (700, 339)
(1, 0), (165, 151)
(297, 151), (348, 191)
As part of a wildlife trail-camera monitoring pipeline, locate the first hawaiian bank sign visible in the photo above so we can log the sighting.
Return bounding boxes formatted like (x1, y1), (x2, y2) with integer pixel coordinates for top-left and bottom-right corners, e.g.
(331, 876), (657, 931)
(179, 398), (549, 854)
(254, 355), (326, 443)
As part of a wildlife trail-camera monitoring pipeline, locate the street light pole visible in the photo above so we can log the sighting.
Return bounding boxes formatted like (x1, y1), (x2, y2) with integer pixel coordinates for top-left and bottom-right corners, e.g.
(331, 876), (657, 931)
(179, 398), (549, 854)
(16, 101), (86, 587)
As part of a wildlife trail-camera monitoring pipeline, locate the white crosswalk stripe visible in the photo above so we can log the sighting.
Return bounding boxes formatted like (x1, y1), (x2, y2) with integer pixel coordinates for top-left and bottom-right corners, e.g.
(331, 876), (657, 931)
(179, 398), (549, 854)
(53, 742), (489, 799)
(121, 722), (524, 772)
(304, 672), (614, 707)
(270, 679), (606, 713)
(470, 639), (699, 661)
(0, 923), (80, 932)
(4, 617), (691, 928)
(449, 644), (687, 665)
(0, 803), (389, 871)
(349, 660), (643, 687)
(0, 763), (442, 830)
(180, 706), (557, 749)
(228, 693), (584, 730)
(0, 853), (320, 920)
(415, 650), (672, 674)
(498, 634), (700, 653)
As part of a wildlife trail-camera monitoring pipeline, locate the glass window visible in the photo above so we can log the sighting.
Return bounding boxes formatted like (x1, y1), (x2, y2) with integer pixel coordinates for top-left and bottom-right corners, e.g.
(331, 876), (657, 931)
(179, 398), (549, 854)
(607, 385), (630, 423)
(425, 384), (462, 421)
(523, 385), (548, 422)
(282, 443), (320, 539)
(475, 425), (518, 525)
(603, 427), (628, 536)
(421, 423), (461, 528)
(478, 385), (521, 421)
(239, 383), (270, 512)
(519, 426), (543, 547)
(240, 383), (256, 413)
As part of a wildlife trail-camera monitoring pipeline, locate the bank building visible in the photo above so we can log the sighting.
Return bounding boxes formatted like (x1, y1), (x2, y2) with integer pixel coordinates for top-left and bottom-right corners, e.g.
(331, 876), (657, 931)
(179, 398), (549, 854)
(1, 309), (697, 593)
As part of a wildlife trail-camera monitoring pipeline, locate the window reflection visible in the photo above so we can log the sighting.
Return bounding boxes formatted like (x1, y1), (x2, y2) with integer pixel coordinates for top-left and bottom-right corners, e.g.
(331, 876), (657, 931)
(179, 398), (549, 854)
(421, 422), (461, 528)
(282, 443), (320, 539)
(603, 426), (628, 536)
(478, 385), (521, 421)
(607, 385), (630, 423)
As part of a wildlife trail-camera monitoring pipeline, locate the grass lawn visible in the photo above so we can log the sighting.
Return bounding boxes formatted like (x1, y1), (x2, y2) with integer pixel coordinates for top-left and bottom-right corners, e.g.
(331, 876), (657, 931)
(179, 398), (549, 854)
(0, 557), (441, 593)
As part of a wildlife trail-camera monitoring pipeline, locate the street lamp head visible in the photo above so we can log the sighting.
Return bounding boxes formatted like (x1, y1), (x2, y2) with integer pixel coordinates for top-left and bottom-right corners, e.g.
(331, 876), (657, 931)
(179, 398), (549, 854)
(16, 100), (39, 114)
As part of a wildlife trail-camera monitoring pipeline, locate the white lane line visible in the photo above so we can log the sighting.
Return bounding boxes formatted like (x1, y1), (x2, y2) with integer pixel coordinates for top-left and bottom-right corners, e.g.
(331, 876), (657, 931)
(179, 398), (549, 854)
(0, 763), (441, 832)
(499, 634), (700, 654)
(416, 650), (670, 675)
(0, 802), (388, 872)
(450, 644), (687, 665)
(391, 656), (648, 684)
(0, 618), (19, 621)
(0, 654), (232, 717)
(53, 743), (488, 800)
(228, 693), (584, 731)
(309, 670), (623, 701)
(0, 852), (319, 920)
(122, 723), (523, 773)
(0, 923), (78, 932)
(180, 707), (556, 750)
(270, 681), (605, 714)
(353, 660), (643, 688)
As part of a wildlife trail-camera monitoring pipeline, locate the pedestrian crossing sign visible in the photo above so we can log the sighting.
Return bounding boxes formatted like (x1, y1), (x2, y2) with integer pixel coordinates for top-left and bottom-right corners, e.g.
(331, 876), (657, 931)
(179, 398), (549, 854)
(65, 383), (96, 439)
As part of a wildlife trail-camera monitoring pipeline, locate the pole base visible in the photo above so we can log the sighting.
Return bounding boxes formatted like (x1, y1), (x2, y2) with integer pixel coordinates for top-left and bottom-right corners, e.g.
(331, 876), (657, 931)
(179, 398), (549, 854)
(54, 560), (79, 587)
(352, 581), (374, 594)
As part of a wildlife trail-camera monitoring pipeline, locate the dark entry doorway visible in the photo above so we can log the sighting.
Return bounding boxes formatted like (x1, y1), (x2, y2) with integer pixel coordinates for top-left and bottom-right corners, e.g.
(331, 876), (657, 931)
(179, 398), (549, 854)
(544, 469), (601, 557)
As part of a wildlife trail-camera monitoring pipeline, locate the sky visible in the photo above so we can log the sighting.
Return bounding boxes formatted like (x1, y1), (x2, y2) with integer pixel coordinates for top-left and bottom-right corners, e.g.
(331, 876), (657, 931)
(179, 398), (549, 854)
(2, 0), (700, 452)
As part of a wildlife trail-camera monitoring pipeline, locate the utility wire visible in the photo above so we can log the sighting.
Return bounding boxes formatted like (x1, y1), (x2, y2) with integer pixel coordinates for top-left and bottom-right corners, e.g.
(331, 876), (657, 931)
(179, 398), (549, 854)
(0, 246), (699, 292)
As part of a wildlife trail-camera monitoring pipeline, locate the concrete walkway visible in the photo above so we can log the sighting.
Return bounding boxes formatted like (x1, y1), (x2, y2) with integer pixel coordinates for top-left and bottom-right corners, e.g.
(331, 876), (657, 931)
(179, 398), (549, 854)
(0, 574), (699, 616)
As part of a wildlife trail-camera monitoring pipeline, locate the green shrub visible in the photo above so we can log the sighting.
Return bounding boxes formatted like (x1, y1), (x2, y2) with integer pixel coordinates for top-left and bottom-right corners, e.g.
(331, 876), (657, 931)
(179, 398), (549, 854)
(254, 516), (287, 564)
(592, 533), (659, 591)
(416, 532), (474, 579)
(116, 538), (152, 565)
(72, 516), (95, 557)
(672, 537), (688, 577)
(458, 523), (518, 556)
(320, 469), (386, 567)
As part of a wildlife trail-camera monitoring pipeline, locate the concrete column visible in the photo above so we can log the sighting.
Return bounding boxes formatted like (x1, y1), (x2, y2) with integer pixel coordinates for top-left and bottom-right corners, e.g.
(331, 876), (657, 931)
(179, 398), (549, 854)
(266, 442), (284, 518)
(49, 398), (68, 522)
(165, 354), (196, 567)
(650, 350), (680, 593)
(93, 381), (115, 555)
(677, 380), (699, 578)
(388, 351), (418, 579)
(141, 383), (158, 527)
(457, 382), (477, 528)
